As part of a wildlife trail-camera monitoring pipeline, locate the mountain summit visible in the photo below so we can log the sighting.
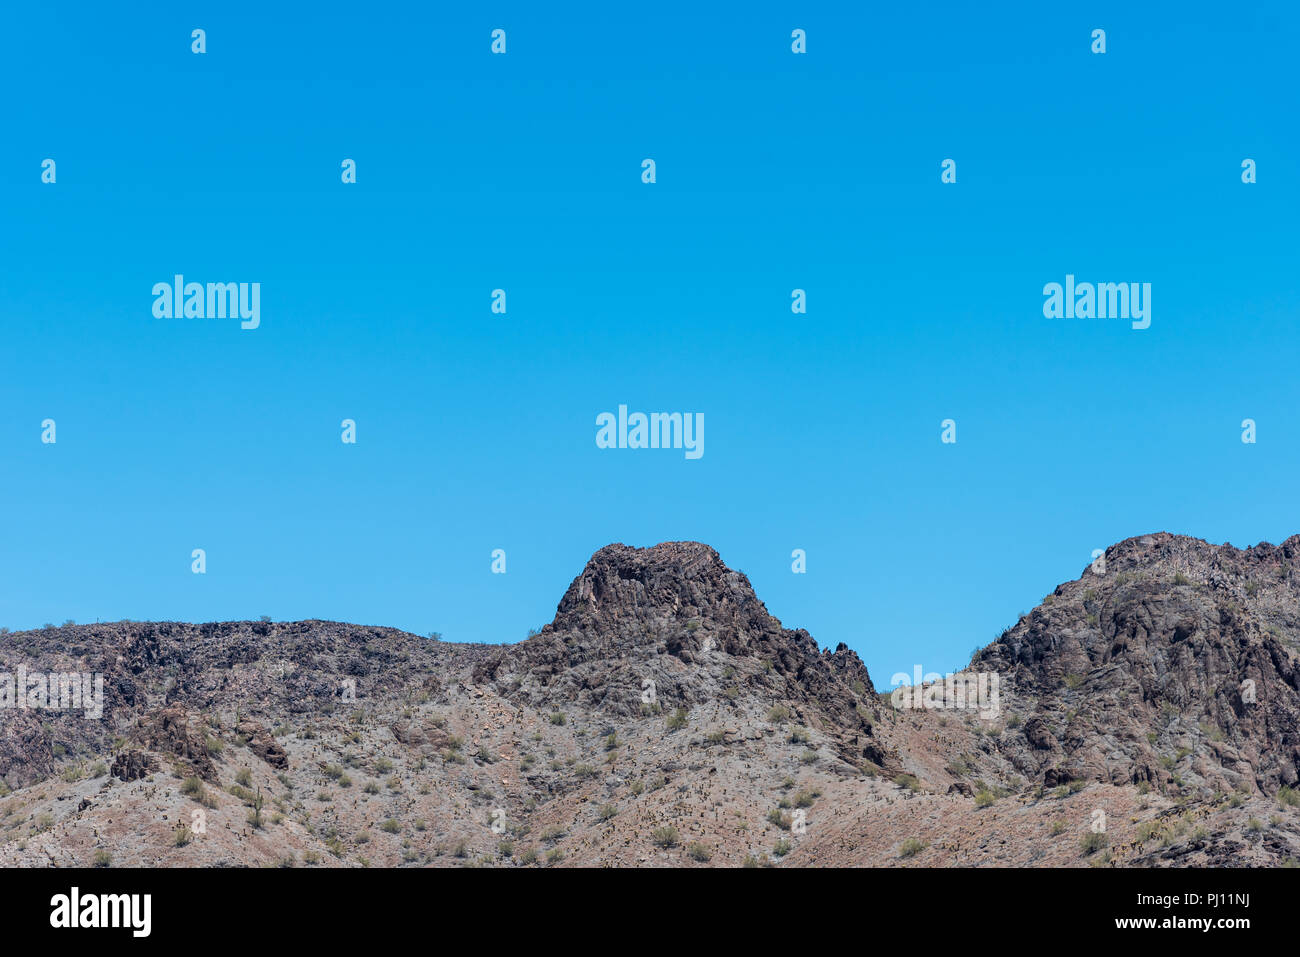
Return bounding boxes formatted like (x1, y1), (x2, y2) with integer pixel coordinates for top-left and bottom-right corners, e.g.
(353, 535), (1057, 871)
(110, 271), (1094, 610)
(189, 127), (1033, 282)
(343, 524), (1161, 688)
(477, 542), (885, 765)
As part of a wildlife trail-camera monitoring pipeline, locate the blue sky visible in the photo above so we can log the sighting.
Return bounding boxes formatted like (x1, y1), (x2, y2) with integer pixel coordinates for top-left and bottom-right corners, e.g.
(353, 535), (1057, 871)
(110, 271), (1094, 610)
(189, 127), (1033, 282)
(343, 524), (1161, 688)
(2, 2), (1297, 688)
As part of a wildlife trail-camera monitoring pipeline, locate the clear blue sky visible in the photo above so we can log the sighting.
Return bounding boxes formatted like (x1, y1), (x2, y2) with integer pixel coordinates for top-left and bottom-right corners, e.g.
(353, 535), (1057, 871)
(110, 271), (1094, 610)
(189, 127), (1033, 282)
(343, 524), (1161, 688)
(2, 2), (1297, 689)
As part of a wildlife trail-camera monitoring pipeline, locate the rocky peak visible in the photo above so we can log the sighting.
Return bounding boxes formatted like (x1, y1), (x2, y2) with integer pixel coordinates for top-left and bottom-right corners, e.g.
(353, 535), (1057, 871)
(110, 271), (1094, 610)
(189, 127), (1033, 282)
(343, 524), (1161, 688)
(549, 541), (770, 638)
(976, 532), (1300, 794)
(475, 542), (885, 765)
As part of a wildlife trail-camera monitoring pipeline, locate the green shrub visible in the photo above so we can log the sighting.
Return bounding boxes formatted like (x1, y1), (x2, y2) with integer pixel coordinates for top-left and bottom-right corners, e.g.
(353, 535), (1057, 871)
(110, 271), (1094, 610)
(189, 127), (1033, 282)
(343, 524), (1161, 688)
(793, 789), (820, 809)
(650, 826), (679, 848)
(1080, 831), (1108, 856)
(899, 838), (927, 858)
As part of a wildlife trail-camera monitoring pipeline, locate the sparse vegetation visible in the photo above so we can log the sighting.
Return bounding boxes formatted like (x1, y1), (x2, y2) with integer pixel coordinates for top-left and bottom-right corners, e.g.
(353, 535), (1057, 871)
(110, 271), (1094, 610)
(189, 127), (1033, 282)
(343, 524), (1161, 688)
(650, 826), (679, 848)
(1080, 831), (1108, 856)
(686, 842), (712, 862)
(759, 702), (790, 722)
(899, 838), (927, 858)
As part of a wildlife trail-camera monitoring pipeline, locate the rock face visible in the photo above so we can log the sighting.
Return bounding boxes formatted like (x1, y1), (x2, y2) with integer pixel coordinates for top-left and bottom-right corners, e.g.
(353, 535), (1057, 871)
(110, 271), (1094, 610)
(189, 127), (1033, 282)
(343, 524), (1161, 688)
(110, 750), (155, 782)
(975, 532), (1300, 795)
(0, 533), (1297, 869)
(236, 719), (288, 770)
(475, 542), (889, 766)
(134, 707), (219, 780)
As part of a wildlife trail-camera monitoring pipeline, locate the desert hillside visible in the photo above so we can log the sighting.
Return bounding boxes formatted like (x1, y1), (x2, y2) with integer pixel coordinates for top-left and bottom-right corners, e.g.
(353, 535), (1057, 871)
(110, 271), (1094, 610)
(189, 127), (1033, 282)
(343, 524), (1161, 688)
(0, 534), (1297, 867)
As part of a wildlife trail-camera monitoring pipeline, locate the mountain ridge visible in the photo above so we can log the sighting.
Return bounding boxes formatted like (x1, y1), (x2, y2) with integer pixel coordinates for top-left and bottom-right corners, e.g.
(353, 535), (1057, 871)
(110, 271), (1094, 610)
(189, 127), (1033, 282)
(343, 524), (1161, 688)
(0, 532), (1297, 867)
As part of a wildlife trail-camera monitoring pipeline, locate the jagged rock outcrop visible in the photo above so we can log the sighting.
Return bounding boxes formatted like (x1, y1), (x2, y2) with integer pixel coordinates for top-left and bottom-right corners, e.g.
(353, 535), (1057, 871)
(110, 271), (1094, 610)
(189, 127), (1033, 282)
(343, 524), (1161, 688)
(111, 749), (155, 782)
(236, 719), (289, 770)
(134, 707), (219, 781)
(474, 542), (889, 766)
(974, 532), (1300, 794)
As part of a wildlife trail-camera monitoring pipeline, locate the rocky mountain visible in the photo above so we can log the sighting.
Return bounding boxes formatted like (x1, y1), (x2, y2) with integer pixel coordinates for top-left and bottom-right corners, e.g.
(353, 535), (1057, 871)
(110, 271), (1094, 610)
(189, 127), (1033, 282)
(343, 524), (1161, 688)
(0, 534), (1297, 868)
(975, 532), (1300, 797)
(473, 542), (889, 765)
